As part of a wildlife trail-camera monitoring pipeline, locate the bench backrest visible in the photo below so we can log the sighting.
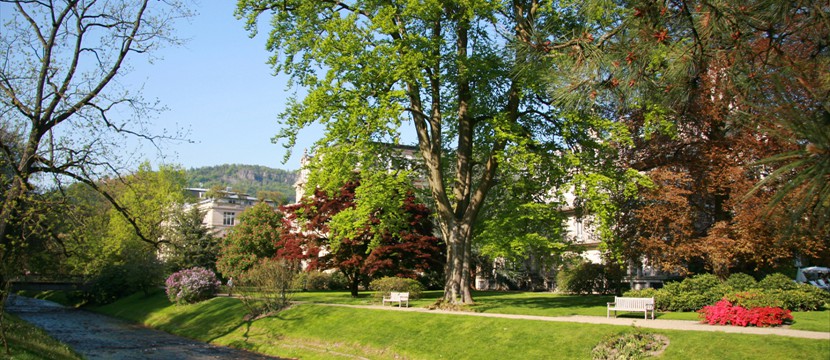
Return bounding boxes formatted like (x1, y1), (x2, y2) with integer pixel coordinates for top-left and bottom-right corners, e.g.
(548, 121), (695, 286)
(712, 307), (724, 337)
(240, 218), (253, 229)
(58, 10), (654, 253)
(389, 292), (410, 301)
(614, 297), (654, 308)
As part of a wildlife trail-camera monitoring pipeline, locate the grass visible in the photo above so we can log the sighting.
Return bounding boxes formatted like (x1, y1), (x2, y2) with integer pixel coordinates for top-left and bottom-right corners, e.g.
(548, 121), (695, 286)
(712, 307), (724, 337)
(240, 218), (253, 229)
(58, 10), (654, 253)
(0, 313), (82, 360)
(294, 290), (830, 332)
(93, 291), (830, 360)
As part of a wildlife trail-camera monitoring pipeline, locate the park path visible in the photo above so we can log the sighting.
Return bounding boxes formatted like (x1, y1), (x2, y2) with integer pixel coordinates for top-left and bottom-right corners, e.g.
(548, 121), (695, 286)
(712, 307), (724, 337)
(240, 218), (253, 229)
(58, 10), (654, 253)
(6, 295), (284, 360)
(315, 302), (830, 340)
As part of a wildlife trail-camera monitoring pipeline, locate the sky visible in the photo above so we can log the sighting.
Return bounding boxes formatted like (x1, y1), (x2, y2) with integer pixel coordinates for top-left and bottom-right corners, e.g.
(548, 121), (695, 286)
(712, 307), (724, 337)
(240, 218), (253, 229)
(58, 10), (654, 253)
(125, 2), (317, 171)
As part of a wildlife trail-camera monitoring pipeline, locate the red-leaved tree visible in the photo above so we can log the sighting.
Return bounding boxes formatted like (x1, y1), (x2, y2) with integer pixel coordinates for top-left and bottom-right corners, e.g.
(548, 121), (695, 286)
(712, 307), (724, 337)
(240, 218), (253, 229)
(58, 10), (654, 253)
(282, 181), (443, 297)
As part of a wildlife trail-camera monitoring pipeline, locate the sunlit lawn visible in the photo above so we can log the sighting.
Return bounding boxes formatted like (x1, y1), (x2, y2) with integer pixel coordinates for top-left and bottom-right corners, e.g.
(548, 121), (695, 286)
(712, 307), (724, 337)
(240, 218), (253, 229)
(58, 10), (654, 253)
(292, 289), (830, 332)
(93, 291), (830, 360)
(2, 312), (82, 360)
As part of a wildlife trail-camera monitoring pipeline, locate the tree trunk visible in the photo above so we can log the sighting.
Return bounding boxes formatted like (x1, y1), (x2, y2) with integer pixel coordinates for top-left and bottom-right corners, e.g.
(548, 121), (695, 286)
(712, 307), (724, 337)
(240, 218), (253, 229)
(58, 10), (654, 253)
(349, 274), (360, 298)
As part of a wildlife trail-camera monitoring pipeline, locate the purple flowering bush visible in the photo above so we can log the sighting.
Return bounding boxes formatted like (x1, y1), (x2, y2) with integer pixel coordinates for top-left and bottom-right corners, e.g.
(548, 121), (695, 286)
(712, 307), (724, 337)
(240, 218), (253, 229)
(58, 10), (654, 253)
(165, 267), (221, 305)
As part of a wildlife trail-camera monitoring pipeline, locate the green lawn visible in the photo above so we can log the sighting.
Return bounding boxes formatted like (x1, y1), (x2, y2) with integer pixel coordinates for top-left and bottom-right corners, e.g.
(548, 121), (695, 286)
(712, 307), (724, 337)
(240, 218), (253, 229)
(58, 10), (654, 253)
(292, 290), (830, 332)
(1, 313), (82, 360)
(93, 291), (830, 360)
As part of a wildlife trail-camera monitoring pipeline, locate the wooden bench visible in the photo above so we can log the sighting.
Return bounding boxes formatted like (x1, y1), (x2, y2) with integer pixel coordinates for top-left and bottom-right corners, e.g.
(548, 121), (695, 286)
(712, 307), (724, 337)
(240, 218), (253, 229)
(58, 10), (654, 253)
(607, 296), (655, 319)
(382, 292), (410, 307)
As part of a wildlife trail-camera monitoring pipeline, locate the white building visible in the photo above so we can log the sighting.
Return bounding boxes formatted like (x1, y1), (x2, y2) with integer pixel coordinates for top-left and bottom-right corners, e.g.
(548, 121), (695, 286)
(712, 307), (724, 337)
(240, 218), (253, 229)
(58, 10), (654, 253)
(183, 187), (274, 237)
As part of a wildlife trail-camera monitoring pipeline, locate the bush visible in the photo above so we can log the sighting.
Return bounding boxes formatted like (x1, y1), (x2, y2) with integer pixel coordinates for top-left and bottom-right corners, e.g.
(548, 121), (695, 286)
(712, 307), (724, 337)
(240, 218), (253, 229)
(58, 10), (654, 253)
(626, 272), (827, 312)
(369, 277), (424, 301)
(557, 262), (622, 295)
(622, 288), (659, 299)
(699, 299), (792, 327)
(724, 291), (783, 309)
(623, 288), (671, 312)
(757, 273), (798, 291)
(295, 271), (350, 291)
(678, 273), (721, 294)
(725, 273), (757, 291)
(83, 259), (165, 304)
(768, 285), (830, 311)
(591, 329), (668, 360)
(238, 259), (298, 316)
(328, 271), (349, 290)
(165, 267), (221, 305)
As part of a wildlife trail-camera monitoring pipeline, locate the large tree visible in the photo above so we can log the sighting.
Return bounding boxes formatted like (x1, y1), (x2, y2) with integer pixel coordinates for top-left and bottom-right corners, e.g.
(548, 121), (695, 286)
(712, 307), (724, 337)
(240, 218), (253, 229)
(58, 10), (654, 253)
(0, 0), (192, 282)
(552, 0), (830, 274)
(237, 0), (633, 304)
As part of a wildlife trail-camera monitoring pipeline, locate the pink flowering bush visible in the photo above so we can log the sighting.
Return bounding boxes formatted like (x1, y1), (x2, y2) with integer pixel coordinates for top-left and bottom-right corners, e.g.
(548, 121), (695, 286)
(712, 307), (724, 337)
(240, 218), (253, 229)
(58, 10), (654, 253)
(698, 299), (792, 327)
(165, 267), (221, 305)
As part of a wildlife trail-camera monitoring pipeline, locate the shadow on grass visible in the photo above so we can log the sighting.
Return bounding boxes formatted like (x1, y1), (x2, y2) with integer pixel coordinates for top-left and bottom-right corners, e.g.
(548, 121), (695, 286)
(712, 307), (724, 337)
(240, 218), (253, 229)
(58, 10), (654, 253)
(470, 293), (613, 313)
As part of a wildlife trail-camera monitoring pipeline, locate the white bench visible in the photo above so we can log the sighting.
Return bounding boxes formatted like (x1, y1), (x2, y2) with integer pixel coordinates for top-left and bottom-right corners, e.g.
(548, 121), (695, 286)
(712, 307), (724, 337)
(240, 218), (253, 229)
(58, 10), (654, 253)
(607, 296), (655, 319)
(382, 292), (410, 307)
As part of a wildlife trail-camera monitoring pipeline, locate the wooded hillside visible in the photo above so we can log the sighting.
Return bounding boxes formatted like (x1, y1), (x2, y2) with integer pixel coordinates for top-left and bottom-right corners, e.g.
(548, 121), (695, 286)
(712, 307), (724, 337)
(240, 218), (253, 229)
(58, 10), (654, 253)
(186, 164), (298, 203)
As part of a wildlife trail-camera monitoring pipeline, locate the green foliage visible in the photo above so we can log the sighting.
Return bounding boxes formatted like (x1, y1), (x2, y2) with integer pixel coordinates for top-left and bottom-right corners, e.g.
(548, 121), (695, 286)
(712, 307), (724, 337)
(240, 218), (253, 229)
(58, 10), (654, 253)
(216, 202), (283, 279)
(108, 163), (186, 249)
(328, 171), (412, 252)
(625, 273), (828, 312)
(165, 206), (220, 272)
(238, 259), (298, 316)
(369, 276), (424, 301)
(758, 273), (799, 291)
(723, 291), (784, 309)
(725, 273), (758, 292)
(82, 258), (165, 305)
(767, 286), (830, 311)
(236, 0), (647, 305)
(591, 329), (667, 360)
(66, 163), (183, 304)
(296, 271), (349, 291)
(477, 202), (568, 264)
(557, 262), (623, 295)
(185, 164), (297, 203)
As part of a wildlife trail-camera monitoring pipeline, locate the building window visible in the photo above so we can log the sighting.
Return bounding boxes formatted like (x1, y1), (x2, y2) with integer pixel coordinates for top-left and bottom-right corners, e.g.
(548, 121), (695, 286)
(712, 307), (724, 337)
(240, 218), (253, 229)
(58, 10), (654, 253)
(223, 212), (235, 226)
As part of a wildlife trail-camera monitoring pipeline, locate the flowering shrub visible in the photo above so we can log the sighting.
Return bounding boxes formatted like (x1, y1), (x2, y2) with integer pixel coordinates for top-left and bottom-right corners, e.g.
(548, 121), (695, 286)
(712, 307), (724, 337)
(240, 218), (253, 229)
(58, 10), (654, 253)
(698, 299), (792, 327)
(165, 267), (221, 305)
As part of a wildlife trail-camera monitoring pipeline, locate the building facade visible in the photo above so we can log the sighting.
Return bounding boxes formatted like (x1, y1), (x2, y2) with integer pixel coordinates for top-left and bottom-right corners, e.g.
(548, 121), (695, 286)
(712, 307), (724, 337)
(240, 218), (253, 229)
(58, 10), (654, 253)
(184, 187), (273, 237)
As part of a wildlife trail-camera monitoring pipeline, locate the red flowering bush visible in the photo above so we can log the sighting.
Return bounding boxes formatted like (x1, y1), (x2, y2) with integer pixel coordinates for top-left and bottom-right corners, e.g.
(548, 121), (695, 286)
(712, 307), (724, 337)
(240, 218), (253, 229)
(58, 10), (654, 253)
(698, 299), (792, 327)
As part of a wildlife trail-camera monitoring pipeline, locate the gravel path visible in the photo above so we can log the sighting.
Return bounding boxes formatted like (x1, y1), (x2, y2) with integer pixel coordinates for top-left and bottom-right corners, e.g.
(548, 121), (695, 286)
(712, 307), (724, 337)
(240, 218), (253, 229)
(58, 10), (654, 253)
(6, 295), (284, 360)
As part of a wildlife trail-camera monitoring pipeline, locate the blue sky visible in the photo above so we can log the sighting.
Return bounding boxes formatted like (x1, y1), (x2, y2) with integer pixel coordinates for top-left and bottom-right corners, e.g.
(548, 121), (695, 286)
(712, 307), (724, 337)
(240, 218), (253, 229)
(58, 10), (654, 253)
(129, 2), (317, 171)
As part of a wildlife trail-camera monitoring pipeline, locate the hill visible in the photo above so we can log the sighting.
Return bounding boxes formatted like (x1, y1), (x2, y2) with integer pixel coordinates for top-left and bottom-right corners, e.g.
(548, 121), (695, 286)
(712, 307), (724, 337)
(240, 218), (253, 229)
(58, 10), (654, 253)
(185, 164), (298, 203)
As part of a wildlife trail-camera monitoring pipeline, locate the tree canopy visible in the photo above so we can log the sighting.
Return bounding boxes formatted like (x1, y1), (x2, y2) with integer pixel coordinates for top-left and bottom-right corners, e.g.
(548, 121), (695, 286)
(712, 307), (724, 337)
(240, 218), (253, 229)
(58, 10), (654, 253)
(0, 0), (193, 294)
(552, 0), (830, 274)
(216, 202), (289, 279)
(237, 0), (636, 304)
